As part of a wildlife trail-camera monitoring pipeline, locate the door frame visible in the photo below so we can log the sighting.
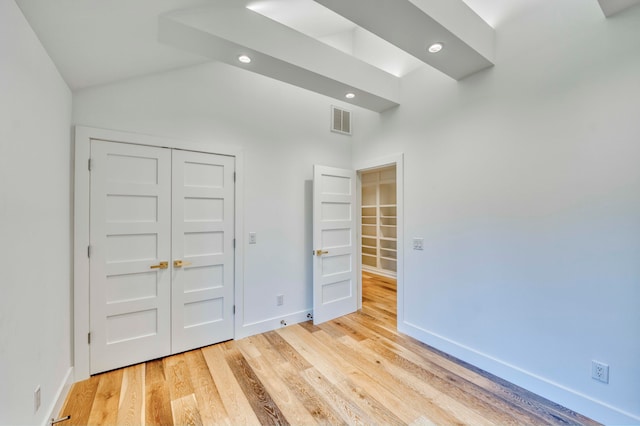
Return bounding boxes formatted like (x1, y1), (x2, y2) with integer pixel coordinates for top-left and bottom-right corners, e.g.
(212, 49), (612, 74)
(354, 154), (404, 325)
(73, 126), (245, 381)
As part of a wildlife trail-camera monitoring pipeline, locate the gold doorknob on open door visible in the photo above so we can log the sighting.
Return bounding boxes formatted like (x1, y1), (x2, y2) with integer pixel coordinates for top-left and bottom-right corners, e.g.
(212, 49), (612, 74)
(174, 260), (193, 268)
(315, 250), (329, 257)
(150, 261), (169, 269)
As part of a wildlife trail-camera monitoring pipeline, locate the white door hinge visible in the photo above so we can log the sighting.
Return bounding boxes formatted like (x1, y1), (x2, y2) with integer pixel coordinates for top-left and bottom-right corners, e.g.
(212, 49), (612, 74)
(233, 305), (236, 315)
(88, 158), (92, 171)
(87, 245), (91, 258)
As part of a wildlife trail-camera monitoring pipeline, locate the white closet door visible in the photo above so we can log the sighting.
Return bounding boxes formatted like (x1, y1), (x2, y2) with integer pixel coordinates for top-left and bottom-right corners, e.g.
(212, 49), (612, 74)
(171, 150), (235, 353)
(89, 141), (172, 374)
(312, 165), (358, 324)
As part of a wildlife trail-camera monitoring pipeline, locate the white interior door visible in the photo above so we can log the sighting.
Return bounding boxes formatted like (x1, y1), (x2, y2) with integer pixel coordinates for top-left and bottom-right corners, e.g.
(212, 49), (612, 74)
(313, 165), (358, 324)
(89, 141), (235, 374)
(90, 141), (172, 374)
(171, 150), (235, 353)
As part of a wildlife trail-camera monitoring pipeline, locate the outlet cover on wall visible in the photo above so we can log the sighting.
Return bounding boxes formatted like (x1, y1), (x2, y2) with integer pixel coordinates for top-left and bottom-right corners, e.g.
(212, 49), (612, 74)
(592, 360), (609, 383)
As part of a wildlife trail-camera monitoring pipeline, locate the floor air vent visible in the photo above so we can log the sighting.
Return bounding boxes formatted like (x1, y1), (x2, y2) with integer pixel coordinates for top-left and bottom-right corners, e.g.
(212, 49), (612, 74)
(331, 106), (352, 135)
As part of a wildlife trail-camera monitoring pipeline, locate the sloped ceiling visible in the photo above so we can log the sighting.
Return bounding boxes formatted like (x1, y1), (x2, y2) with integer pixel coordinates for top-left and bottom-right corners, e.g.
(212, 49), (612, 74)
(14, 0), (213, 90)
(14, 0), (639, 112)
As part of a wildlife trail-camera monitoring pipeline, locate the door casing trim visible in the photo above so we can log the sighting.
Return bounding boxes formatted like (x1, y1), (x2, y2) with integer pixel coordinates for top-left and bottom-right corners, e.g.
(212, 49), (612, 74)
(353, 154), (404, 328)
(73, 126), (245, 381)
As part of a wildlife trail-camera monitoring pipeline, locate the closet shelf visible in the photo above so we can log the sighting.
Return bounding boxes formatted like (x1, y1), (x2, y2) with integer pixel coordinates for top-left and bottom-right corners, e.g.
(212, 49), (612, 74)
(360, 166), (397, 277)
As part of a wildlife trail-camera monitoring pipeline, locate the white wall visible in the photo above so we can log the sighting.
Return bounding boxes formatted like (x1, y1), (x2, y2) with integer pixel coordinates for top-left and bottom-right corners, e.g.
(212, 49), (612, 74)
(72, 63), (361, 335)
(354, 1), (640, 423)
(0, 1), (73, 424)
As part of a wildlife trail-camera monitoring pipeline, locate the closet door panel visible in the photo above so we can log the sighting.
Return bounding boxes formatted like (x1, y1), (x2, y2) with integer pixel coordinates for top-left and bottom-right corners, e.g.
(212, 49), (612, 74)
(89, 141), (172, 374)
(171, 150), (235, 353)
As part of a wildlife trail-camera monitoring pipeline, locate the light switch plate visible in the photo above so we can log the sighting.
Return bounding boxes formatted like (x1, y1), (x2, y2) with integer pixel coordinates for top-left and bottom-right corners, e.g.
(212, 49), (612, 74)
(413, 238), (424, 250)
(249, 232), (257, 244)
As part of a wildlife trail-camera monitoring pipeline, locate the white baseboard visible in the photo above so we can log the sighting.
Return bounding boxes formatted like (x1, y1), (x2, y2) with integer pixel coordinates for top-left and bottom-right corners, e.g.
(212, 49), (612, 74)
(237, 309), (313, 339)
(399, 321), (639, 425)
(362, 265), (396, 279)
(42, 367), (73, 426)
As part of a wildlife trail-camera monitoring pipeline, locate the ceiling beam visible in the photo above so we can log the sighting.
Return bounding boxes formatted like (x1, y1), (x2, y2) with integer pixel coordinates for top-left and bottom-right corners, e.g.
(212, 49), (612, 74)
(159, 5), (400, 112)
(598, 0), (640, 17)
(313, 0), (494, 80)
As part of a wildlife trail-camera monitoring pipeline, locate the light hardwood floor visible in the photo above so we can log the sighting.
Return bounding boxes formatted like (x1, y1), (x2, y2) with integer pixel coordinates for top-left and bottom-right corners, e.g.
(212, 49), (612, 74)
(59, 272), (600, 425)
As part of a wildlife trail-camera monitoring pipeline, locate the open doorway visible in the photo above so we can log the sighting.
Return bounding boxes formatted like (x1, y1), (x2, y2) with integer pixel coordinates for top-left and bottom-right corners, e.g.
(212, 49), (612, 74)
(359, 165), (398, 323)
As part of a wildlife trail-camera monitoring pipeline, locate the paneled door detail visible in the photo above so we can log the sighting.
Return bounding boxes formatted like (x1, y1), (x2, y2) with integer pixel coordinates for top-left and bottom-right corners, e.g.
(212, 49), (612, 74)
(89, 141), (234, 374)
(90, 141), (172, 374)
(171, 150), (235, 353)
(312, 165), (357, 324)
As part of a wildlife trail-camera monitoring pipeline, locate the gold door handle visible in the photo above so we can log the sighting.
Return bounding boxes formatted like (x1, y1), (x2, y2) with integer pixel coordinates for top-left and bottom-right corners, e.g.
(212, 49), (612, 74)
(315, 250), (329, 257)
(173, 260), (192, 268)
(150, 261), (169, 269)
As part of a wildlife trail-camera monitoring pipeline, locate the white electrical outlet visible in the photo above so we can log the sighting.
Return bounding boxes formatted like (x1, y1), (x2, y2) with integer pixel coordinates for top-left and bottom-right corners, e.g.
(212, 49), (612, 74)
(592, 360), (609, 383)
(413, 237), (424, 250)
(249, 232), (257, 244)
(277, 295), (284, 306)
(34, 386), (41, 413)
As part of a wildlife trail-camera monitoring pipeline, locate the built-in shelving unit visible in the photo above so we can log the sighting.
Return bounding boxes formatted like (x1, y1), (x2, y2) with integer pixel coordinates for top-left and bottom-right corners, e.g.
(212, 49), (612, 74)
(361, 166), (396, 277)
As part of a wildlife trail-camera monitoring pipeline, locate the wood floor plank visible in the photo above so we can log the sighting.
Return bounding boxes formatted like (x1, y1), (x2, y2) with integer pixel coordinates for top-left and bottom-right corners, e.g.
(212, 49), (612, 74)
(279, 326), (406, 425)
(339, 315), (529, 424)
(183, 349), (230, 425)
(115, 363), (145, 426)
(368, 335), (553, 425)
(298, 319), (322, 333)
(300, 366), (371, 425)
(86, 368), (122, 425)
(345, 312), (580, 425)
(237, 336), (318, 425)
(171, 393), (203, 426)
(319, 331), (470, 425)
(248, 333), (347, 425)
(319, 317), (368, 341)
(59, 375), (99, 426)
(262, 330), (313, 371)
(59, 272), (601, 426)
(223, 345), (290, 425)
(165, 353), (195, 401)
(144, 359), (173, 426)
(201, 344), (262, 425)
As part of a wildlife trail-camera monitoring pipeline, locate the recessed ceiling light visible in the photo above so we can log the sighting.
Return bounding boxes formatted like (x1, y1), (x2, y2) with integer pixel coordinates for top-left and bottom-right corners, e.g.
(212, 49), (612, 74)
(238, 55), (252, 64)
(428, 42), (444, 53)
(345, 92), (356, 99)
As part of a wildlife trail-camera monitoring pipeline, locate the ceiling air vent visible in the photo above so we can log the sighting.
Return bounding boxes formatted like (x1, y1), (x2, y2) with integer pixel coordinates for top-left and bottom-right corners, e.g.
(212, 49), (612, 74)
(331, 106), (352, 135)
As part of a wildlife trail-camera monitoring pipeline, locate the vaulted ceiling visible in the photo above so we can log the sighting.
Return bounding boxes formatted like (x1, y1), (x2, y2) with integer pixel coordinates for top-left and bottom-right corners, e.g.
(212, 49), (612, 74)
(15, 0), (640, 112)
